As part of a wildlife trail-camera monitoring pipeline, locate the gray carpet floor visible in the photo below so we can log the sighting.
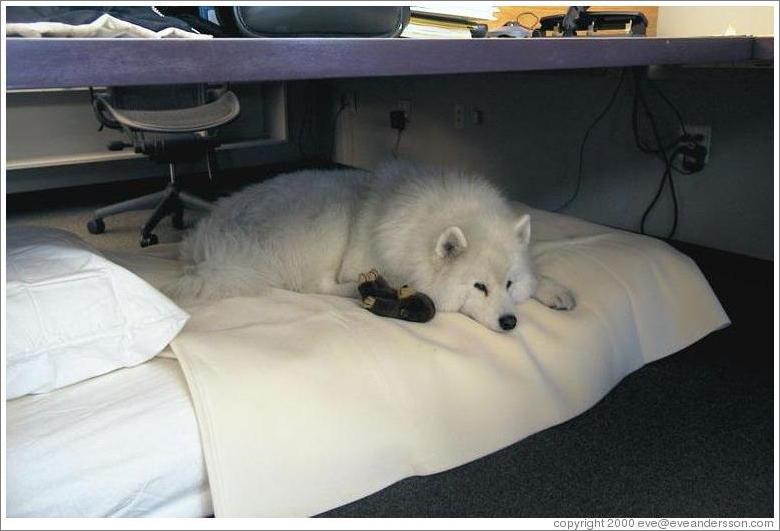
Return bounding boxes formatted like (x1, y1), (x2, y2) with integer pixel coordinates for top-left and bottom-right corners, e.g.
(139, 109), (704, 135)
(7, 179), (775, 518)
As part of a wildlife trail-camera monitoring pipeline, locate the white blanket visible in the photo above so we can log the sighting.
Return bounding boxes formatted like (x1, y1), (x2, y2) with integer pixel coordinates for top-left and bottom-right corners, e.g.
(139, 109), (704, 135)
(162, 207), (729, 517)
(5, 13), (210, 39)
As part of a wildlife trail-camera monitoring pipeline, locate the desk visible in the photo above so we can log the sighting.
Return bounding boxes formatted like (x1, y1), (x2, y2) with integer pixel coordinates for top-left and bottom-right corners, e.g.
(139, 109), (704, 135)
(752, 36), (774, 61)
(6, 36), (771, 90)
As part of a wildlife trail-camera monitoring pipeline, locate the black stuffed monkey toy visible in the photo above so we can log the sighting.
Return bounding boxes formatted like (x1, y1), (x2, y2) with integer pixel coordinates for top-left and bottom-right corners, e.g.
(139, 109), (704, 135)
(358, 269), (436, 323)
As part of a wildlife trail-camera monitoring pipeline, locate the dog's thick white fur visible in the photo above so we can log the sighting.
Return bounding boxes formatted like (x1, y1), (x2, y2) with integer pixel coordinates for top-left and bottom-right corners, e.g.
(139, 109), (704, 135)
(168, 161), (574, 332)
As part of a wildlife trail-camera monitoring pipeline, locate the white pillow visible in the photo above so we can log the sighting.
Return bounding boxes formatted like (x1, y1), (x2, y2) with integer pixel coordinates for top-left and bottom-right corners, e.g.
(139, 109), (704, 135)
(5, 226), (189, 400)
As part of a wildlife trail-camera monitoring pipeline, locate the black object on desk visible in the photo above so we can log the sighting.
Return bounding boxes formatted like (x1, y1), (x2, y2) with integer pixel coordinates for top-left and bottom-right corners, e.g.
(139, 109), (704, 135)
(537, 8), (648, 37)
(215, 6), (410, 38)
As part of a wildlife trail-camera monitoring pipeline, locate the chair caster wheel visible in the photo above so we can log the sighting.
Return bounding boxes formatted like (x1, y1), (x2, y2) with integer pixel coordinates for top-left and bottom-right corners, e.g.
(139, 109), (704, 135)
(140, 234), (159, 248)
(172, 212), (185, 230)
(87, 218), (105, 234)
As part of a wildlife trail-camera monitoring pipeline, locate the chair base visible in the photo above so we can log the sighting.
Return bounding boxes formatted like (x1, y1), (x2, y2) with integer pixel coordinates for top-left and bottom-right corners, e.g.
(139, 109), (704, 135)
(87, 182), (211, 247)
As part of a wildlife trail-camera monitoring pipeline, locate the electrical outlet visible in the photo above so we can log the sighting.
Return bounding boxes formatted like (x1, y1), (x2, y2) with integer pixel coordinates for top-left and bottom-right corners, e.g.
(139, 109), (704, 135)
(454, 104), (465, 130)
(682, 124), (711, 163)
(340, 92), (358, 112)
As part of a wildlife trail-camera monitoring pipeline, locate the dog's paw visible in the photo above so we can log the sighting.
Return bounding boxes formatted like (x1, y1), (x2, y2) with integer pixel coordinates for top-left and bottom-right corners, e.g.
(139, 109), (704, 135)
(533, 277), (576, 311)
(362, 296), (376, 309)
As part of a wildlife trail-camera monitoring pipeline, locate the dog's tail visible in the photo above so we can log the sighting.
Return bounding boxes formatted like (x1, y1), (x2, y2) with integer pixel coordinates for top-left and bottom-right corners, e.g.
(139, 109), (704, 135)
(161, 226), (230, 301)
(163, 218), (278, 301)
(163, 261), (276, 302)
(162, 265), (209, 301)
(161, 233), (212, 301)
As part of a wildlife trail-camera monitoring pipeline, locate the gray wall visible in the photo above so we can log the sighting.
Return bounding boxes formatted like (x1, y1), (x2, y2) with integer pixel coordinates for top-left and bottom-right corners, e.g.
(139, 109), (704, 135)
(327, 67), (773, 259)
(6, 81), (331, 193)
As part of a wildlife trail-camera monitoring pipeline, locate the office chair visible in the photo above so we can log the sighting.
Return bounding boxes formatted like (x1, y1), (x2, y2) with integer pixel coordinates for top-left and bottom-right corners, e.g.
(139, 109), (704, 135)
(88, 85), (240, 247)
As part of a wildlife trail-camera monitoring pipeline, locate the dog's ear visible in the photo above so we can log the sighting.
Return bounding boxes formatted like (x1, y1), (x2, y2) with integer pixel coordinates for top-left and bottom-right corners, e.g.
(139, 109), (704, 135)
(514, 214), (531, 246)
(435, 226), (468, 259)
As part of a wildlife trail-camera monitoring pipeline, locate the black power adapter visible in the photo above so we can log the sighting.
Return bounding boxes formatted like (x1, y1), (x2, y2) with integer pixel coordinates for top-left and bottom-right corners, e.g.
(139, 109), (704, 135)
(389, 109), (407, 131)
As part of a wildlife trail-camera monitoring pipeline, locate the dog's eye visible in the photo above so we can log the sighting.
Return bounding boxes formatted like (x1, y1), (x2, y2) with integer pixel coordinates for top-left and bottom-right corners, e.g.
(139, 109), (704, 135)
(473, 282), (488, 296)
(506, 280), (513, 290)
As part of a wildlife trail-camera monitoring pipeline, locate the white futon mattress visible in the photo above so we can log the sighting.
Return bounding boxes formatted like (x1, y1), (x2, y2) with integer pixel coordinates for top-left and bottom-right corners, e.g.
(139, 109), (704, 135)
(5, 207), (729, 517)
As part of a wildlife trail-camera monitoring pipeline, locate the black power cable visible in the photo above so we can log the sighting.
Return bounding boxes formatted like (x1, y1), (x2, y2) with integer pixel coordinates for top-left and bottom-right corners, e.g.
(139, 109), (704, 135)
(556, 68), (627, 212)
(558, 67), (700, 238)
(648, 77), (708, 175)
(392, 128), (403, 159)
(329, 103), (348, 161)
(389, 109), (407, 159)
(633, 69), (682, 239)
(648, 77), (688, 137)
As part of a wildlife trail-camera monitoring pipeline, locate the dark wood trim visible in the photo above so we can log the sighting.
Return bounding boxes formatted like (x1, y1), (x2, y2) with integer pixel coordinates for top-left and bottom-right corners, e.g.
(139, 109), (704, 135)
(752, 36), (774, 61)
(7, 36), (758, 89)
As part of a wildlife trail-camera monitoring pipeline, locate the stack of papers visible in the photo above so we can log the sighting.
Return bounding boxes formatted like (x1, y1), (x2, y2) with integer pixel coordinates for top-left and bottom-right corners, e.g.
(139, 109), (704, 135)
(403, 3), (498, 38)
(402, 18), (474, 39)
(410, 3), (498, 22)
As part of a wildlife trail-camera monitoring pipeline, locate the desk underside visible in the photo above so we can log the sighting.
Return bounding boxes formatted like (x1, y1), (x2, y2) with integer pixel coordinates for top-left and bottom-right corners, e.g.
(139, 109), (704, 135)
(6, 36), (771, 89)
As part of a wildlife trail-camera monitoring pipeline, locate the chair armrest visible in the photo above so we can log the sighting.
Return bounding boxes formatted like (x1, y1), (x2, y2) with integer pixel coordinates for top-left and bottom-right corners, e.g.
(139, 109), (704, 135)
(99, 91), (240, 133)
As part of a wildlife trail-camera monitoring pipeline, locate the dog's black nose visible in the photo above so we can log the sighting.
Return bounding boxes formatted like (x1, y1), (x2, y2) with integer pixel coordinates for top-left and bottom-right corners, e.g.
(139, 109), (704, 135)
(499, 314), (517, 330)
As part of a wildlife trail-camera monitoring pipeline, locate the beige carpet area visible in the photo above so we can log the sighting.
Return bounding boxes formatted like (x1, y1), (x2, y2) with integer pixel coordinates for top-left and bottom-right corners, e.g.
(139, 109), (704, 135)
(6, 161), (336, 253)
(7, 204), (204, 253)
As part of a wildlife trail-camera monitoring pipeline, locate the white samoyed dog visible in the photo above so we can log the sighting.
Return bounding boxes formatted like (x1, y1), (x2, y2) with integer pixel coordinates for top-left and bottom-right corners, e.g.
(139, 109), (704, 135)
(168, 161), (575, 332)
